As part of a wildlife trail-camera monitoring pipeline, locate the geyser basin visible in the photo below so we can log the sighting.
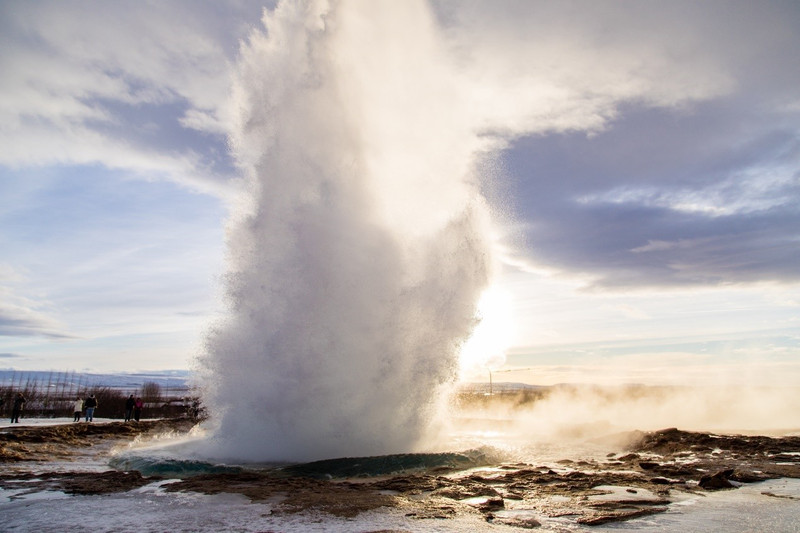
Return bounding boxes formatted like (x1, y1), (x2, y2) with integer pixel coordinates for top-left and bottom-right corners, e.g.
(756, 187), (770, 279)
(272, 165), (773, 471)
(111, 448), (498, 480)
(109, 455), (244, 478)
(278, 448), (500, 479)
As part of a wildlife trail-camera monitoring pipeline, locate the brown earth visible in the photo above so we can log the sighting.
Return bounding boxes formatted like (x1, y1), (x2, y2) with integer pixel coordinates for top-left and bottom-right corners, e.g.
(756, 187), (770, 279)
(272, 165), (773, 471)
(0, 418), (195, 463)
(1, 422), (798, 528)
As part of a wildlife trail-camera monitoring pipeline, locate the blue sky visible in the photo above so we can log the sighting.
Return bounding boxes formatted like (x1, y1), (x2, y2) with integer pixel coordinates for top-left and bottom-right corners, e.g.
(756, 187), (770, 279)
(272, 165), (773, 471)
(1, 0), (799, 384)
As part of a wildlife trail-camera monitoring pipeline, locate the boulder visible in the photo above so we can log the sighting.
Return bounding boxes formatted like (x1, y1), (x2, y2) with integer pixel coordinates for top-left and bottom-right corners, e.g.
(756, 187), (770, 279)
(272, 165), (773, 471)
(698, 469), (735, 490)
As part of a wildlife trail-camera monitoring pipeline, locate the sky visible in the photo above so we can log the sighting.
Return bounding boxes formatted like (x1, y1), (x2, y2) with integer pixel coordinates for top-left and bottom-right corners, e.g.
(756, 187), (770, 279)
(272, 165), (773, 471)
(1, 0), (798, 385)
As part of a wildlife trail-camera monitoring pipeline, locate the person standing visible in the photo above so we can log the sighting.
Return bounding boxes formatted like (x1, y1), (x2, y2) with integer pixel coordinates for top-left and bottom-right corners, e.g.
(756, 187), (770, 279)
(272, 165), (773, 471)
(124, 394), (135, 422)
(72, 397), (83, 422)
(84, 394), (98, 422)
(133, 397), (143, 422)
(11, 392), (26, 423)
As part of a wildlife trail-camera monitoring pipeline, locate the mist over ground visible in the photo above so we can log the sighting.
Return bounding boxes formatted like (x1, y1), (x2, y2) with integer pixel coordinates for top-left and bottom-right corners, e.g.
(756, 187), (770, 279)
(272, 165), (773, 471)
(449, 383), (800, 452)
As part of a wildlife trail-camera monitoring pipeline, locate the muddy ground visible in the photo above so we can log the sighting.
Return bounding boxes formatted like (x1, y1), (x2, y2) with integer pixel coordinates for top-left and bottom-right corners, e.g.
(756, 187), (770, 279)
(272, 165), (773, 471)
(1, 420), (799, 529)
(0, 418), (196, 463)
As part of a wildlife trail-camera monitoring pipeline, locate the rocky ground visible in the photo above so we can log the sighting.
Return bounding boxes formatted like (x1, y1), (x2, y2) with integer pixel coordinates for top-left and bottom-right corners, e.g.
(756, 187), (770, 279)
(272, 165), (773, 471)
(0, 418), (195, 464)
(1, 420), (799, 529)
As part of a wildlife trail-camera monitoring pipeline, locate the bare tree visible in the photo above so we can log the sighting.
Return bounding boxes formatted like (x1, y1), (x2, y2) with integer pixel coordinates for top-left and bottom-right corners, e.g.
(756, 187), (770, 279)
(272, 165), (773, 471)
(140, 381), (162, 404)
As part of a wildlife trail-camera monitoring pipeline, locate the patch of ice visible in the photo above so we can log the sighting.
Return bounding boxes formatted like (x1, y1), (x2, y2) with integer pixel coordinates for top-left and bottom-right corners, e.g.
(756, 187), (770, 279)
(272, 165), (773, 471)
(589, 485), (662, 503)
(592, 478), (800, 532)
(0, 488), (506, 532)
(1, 487), (69, 505)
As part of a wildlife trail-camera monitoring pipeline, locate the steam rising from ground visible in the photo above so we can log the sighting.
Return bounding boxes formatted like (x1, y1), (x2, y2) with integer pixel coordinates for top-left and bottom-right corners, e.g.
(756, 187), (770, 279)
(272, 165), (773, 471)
(451, 385), (800, 456)
(197, 1), (496, 462)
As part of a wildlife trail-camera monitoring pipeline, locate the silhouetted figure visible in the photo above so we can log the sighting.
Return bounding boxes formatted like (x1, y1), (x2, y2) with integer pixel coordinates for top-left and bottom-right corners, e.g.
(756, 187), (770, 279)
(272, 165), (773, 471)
(134, 397), (143, 422)
(84, 394), (98, 422)
(72, 397), (83, 422)
(11, 393), (26, 423)
(124, 394), (135, 422)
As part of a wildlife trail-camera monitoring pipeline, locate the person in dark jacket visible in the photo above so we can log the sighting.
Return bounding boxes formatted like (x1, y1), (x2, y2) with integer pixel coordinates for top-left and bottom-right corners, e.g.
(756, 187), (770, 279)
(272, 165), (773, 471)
(124, 394), (135, 422)
(11, 392), (26, 423)
(84, 394), (98, 422)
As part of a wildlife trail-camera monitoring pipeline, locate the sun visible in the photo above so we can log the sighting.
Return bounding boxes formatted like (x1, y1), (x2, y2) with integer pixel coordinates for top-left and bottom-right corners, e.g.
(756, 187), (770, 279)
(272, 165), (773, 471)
(459, 286), (516, 379)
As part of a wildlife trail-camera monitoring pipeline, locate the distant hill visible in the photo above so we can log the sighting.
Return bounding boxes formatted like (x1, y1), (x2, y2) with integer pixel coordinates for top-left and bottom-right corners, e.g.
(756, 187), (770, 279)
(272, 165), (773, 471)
(458, 382), (548, 394)
(0, 369), (192, 391)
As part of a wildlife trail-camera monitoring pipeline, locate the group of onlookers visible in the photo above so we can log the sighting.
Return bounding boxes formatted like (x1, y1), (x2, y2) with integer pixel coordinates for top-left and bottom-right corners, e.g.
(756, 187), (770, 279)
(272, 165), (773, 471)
(123, 394), (144, 422)
(72, 394), (99, 422)
(4, 392), (144, 423)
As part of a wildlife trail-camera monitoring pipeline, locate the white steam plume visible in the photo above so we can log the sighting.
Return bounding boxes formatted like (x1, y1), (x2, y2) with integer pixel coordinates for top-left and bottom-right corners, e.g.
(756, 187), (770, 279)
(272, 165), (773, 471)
(195, 0), (738, 462)
(197, 0), (494, 462)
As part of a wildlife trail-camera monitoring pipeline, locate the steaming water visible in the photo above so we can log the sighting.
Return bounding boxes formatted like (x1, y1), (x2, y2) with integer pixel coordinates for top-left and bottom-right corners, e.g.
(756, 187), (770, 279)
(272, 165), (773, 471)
(197, 0), (496, 462)
(110, 447), (500, 479)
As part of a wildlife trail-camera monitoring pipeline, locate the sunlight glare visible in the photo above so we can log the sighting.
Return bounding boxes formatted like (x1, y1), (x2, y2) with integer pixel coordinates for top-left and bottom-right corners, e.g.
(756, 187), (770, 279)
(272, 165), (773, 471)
(459, 286), (515, 379)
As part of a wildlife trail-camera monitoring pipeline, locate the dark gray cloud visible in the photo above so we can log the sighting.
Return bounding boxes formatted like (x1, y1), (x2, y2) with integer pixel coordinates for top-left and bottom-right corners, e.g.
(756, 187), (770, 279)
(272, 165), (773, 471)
(503, 99), (800, 288)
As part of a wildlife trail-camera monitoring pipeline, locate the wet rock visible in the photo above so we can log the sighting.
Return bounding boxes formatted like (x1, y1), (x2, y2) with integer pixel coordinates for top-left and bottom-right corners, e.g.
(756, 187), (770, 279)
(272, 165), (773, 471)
(771, 454), (800, 462)
(502, 489), (525, 500)
(0, 470), (158, 495)
(490, 515), (541, 528)
(371, 475), (447, 493)
(650, 477), (674, 485)
(61, 470), (156, 495)
(433, 483), (499, 500)
(730, 470), (770, 483)
(578, 507), (668, 526)
(698, 469), (735, 490)
(478, 496), (505, 512)
(404, 502), (459, 520)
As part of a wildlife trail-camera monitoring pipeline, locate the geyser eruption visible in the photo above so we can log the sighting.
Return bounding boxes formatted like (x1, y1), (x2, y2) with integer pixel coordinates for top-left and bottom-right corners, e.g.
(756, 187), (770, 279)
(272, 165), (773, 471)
(199, 0), (496, 461)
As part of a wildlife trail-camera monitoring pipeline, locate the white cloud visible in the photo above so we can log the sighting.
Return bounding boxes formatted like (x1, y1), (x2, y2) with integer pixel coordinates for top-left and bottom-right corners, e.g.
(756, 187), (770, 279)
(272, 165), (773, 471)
(578, 158), (799, 217)
(0, 1), (252, 195)
(1, 121), (238, 198)
(0, 266), (73, 339)
(437, 0), (737, 141)
(3, 2), (234, 114)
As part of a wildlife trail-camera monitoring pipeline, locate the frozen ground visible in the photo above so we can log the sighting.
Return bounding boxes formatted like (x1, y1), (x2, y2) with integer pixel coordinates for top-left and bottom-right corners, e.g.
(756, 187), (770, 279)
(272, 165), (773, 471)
(1, 417), (156, 427)
(1, 477), (799, 532)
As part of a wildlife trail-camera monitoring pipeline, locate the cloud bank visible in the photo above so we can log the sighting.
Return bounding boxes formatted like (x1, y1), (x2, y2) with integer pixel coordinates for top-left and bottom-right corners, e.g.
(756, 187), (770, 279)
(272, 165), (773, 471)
(430, 0), (800, 288)
(0, 1), (264, 196)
